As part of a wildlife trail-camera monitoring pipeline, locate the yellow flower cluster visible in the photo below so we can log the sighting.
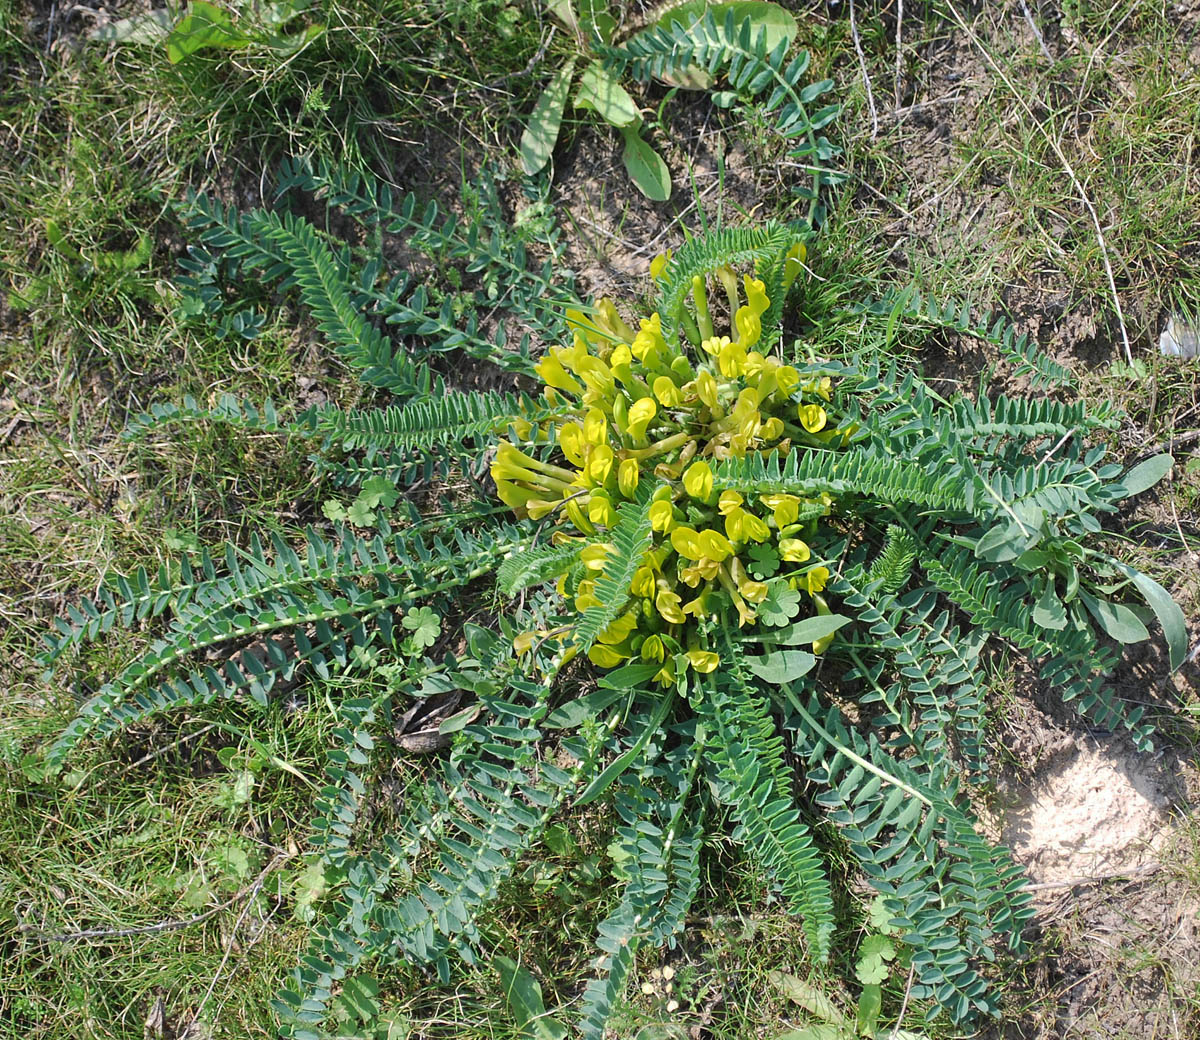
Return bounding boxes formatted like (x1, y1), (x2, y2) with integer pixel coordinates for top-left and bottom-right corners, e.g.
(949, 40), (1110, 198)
(493, 251), (844, 683)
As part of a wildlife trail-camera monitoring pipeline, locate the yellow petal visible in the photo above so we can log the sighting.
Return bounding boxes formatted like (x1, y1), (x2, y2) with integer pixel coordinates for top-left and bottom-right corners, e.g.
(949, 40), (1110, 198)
(618, 458), (639, 498)
(775, 365), (800, 398)
(535, 352), (582, 394)
(655, 589), (686, 624)
(581, 543), (613, 571)
(683, 459), (714, 501)
(630, 566), (656, 598)
(626, 396), (657, 440)
(558, 421), (585, 467)
(583, 407), (608, 446)
(695, 369), (719, 410)
(685, 649), (719, 673)
(649, 499), (676, 533)
(640, 634), (666, 663)
(718, 489), (744, 515)
(649, 249), (672, 280)
(779, 538), (811, 563)
(670, 527), (702, 561)
(653, 375), (682, 407)
(697, 529), (733, 562)
(588, 644), (627, 668)
(798, 404), (828, 433)
(584, 444), (614, 485)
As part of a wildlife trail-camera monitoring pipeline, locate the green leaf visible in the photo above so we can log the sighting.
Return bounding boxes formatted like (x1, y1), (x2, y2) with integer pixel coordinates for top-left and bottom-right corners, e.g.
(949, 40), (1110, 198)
(767, 971), (849, 1026)
(165, 1), (251, 63)
(574, 61), (639, 127)
(659, 1), (798, 53)
(1080, 592), (1150, 644)
(1032, 580), (1067, 631)
(90, 9), (173, 44)
(776, 613), (851, 645)
(359, 475), (399, 509)
(544, 687), (624, 729)
(496, 956), (568, 1040)
(744, 649), (815, 685)
(773, 1029), (848, 1040)
(402, 606), (441, 650)
(757, 579), (802, 626)
(345, 497), (377, 527)
(855, 983), (882, 1034)
(854, 935), (895, 986)
(520, 60), (576, 175)
(1117, 454), (1173, 499)
(974, 522), (1026, 563)
(620, 126), (671, 201)
(1105, 561), (1187, 670)
(337, 974), (381, 1024)
(747, 542), (781, 579)
(576, 691), (675, 806)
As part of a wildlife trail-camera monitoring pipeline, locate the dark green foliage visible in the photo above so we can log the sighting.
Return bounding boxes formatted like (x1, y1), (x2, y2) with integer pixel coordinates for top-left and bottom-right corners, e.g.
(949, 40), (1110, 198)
(602, 8), (841, 218)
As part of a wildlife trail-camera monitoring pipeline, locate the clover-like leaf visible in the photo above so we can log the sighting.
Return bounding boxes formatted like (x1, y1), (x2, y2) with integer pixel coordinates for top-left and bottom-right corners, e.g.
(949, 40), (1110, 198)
(402, 606), (442, 650)
(854, 935), (896, 986)
(758, 578), (801, 626)
(747, 542), (780, 579)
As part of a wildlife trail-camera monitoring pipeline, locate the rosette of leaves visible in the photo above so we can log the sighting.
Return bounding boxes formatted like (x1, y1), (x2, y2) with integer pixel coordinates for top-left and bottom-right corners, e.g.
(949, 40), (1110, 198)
(520, 0), (803, 199)
(40, 163), (1187, 1038)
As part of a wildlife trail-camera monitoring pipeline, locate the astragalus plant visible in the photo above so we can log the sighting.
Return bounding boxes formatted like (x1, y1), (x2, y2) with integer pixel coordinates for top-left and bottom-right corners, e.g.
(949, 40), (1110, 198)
(42, 165), (1185, 1036)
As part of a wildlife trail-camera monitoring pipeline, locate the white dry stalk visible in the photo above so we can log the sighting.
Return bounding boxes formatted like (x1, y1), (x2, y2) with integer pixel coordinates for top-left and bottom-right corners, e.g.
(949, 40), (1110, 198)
(944, 0), (1134, 366)
(849, 0), (879, 138)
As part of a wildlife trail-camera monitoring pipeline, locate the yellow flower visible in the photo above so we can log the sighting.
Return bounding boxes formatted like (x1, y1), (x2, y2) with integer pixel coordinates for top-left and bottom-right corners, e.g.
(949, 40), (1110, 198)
(649, 249), (673, 280)
(588, 644), (628, 668)
(653, 375), (682, 407)
(775, 365), (800, 398)
(594, 298), (636, 344)
(655, 589), (686, 624)
(683, 459), (713, 501)
(798, 404), (828, 433)
(617, 458), (639, 498)
(649, 500), (676, 533)
(779, 538), (811, 563)
(733, 276), (769, 349)
(695, 369), (719, 411)
(782, 241), (807, 291)
(513, 631), (538, 655)
(584, 443), (614, 485)
(802, 566), (830, 595)
(718, 489), (743, 515)
(685, 648), (719, 673)
(581, 543), (613, 571)
(631, 313), (668, 363)
(558, 421), (585, 466)
(630, 566), (656, 598)
(587, 492), (615, 528)
(724, 507), (770, 544)
(583, 407), (608, 447)
(598, 612), (638, 645)
(640, 634), (666, 663)
(697, 528), (733, 562)
(762, 493), (801, 528)
(716, 339), (747, 379)
(811, 593), (836, 655)
(759, 416), (784, 441)
(803, 375), (833, 401)
(625, 396), (657, 441)
(670, 526), (702, 560)
(535, 349), (583, 394)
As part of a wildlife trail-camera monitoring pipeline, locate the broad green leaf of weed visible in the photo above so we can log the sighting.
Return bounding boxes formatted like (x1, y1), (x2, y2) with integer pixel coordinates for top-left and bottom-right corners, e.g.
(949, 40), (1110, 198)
(620, 125), (671, 201)
(521, 60), (576, 175)
(574, 61), (638, 128)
